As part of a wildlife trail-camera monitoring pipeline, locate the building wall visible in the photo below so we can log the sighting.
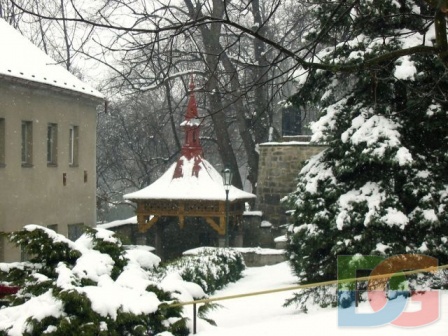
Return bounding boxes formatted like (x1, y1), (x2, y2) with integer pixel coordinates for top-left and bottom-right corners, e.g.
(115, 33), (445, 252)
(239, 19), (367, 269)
(0, 79), (99, 261)
(256, 140), (326, 227)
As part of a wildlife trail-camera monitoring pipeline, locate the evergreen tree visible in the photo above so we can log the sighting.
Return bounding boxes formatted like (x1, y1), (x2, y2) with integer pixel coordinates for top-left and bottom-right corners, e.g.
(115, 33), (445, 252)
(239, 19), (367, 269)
(0, 226), (193, 335)
(285, 0), (448, 309)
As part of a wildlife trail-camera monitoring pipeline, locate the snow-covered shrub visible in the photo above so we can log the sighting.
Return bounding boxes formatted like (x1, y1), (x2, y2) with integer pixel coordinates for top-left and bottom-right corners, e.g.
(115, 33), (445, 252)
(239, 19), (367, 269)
(404, 270), (448, 291)
(0, 225), (207, 336)
(165, 247), (245, 294)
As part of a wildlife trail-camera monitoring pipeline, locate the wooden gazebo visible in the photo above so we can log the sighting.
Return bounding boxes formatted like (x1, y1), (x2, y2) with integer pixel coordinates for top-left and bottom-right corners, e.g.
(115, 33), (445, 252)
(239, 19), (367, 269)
(124, 80), (255, 249)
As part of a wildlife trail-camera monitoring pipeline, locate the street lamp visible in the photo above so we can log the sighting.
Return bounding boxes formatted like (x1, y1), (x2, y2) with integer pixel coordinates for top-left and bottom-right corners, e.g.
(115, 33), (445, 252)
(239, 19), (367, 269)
(222, 168), (233, 247)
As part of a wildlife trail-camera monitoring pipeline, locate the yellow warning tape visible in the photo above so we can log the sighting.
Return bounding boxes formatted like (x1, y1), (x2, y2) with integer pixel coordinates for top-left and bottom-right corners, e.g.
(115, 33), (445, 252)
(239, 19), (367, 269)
(168, 264), (448, 308)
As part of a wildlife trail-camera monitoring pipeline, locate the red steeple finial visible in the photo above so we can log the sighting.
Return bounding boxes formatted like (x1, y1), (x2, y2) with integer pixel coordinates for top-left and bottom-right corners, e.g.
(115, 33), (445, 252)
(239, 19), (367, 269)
(185, 76), (198, 120)
(189, 75), (195, 91)
(173, 77), (204, 179)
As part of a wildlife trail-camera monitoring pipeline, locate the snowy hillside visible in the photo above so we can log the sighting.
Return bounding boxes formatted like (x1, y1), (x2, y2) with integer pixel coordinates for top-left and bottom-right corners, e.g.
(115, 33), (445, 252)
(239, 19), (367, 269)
(196, 262), (448, 336)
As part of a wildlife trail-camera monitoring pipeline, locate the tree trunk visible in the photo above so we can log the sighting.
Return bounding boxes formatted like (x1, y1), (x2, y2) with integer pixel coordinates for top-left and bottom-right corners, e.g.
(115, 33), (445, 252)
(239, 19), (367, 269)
(251, 0), (272, 144)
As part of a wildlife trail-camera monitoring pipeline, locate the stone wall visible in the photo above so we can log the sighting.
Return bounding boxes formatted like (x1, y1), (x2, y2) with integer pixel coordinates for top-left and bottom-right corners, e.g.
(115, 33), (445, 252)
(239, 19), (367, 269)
(256, 138), (326, 227)
(238, 249), (286, 267)
(242, 212), (277, 248)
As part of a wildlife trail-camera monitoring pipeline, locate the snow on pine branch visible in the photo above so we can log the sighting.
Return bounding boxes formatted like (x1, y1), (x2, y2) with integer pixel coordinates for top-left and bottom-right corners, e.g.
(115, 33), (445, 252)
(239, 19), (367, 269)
(336, 182), (409, 230)
(340, 111), (413, 166)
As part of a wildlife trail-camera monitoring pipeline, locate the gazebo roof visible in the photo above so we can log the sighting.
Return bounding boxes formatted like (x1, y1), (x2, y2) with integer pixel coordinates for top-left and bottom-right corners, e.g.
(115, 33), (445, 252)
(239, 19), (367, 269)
(124, 155), (255, 202)
(124, 78), (255, 203)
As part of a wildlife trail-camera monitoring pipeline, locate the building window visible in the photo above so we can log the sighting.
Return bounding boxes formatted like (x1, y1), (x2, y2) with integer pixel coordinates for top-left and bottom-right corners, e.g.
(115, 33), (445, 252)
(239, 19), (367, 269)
(68, 223), (84, 241)
(47, 224), (58, 233)
(21, 121), (33, 166)
(20, 238), (31, 261)
(21, 247), (31, 262)
(69, 125), (79, 166)
(0, 118), (5, 166)
(0, 236), (4, 262)
(281, 106), (302, 136)
(47, 123), (58, 166)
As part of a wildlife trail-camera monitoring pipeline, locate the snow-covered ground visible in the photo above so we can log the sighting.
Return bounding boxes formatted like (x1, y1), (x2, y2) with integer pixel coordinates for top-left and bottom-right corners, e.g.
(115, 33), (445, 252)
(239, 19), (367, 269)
(195, 262), (448, 336)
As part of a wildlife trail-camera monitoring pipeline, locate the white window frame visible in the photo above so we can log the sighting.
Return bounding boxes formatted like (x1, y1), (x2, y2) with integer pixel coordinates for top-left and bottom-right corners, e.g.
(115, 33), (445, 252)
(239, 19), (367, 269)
(21, 120), (33, 166)
(47, 123), (58, 165)
(69, 125), (79, 166)
(0, 118), (5, 166)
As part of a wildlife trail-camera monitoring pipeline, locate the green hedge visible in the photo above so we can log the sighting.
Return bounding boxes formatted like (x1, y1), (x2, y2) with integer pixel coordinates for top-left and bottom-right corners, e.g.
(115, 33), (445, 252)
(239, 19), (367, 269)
(165, 248), (245, 294)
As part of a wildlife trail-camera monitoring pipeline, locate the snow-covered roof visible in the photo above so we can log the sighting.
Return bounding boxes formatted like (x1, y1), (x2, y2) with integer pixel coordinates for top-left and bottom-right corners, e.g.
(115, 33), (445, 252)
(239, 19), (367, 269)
(124, 155), (255, 202)
(97, 216), (138, 229)
(0, 19), (103, 99)
(243, 210), (263, 217)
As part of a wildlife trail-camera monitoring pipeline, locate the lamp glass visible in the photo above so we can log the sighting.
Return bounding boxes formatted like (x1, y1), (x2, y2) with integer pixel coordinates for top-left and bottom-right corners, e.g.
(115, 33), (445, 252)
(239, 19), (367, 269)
(222, 168), (233, 189)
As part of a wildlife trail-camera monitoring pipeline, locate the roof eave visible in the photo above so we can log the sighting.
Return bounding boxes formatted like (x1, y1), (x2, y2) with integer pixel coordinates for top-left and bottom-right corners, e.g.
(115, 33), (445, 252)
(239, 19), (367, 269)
(0, 73), (104, 103)
(124, 196), (256, 202)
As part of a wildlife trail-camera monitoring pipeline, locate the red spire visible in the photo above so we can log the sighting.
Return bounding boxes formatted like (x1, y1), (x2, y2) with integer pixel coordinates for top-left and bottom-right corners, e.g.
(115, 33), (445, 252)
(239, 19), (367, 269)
(185, 77), (198, 120)
(173, 77), (204, 179)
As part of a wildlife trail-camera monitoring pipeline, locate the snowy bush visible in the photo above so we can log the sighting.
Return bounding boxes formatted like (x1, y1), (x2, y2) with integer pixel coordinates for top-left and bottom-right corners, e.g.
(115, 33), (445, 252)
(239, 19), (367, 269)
(0, 225), (207, 336)
(164, 247), (245, 294)
(404, 270), (448, 292)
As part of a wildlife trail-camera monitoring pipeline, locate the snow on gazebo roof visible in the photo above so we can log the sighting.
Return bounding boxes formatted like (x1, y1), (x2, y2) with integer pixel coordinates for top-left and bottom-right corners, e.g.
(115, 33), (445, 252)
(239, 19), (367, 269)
(0, 19), (103, 99)
(124, 78), (255, 203)
(124, 156), (255, 202)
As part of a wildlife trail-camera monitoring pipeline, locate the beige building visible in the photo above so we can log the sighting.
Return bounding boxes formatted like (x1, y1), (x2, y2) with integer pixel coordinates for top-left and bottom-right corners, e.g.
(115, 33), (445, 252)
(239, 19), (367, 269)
(0, 19), (103, 261)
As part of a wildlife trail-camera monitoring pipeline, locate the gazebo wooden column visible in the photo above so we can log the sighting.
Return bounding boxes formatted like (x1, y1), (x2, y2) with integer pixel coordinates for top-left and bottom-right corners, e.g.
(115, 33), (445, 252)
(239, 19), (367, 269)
(134, 199), (245, 236)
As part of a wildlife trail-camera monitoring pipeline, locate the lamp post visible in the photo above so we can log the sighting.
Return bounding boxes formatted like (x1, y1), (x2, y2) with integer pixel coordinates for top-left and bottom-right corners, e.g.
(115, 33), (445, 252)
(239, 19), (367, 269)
(222, 168), (233, 247)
